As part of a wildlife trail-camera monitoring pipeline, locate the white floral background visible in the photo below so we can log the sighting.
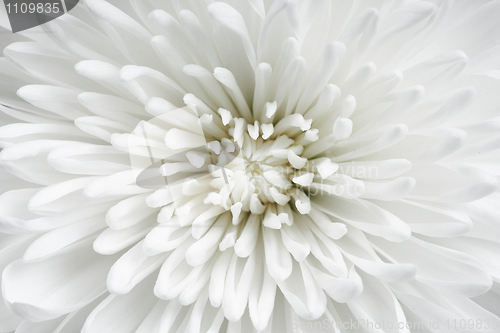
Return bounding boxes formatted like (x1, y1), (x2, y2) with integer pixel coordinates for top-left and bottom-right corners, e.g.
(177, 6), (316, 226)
(0, 0), (500, 332)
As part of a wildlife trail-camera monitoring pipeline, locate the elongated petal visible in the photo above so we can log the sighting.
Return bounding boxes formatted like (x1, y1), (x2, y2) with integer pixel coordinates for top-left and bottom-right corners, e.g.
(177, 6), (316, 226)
(3, 239), (117, 322)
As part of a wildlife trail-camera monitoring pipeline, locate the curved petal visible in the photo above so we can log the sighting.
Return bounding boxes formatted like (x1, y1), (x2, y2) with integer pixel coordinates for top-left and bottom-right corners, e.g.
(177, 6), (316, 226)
(372, 236), (493, 297)
(82, 274), (159, 333)
(106, 240), (168, 295)
(3, 239), (118, 322)
(313, 197), (412, 242)
(0, 234), (35, 333)
(277, 260), (327, 321)
(15, 317), (66, 333)
(347, 271), (411, 333)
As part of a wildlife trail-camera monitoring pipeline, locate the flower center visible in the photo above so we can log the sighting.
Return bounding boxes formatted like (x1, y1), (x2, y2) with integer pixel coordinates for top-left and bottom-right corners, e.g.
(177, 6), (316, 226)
(198, 109), (320, 229)
(131, 103), (346, 230)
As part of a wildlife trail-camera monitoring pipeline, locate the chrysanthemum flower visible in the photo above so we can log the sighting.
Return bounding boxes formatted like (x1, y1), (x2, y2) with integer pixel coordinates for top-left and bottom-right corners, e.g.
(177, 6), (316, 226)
(1, 0), (500, 332)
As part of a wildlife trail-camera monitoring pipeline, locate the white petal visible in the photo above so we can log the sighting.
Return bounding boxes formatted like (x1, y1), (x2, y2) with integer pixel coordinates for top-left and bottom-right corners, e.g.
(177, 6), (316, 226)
(78, 92), (143, 125)
(0, 188), (40, 234)
(143, 223), (191, 256)
(314, 197), (412, 242)
(106, 194), (155, 230)
(185, 215), (228, 266)
(93, 218), (155, 255)
(331, 124), (408, 162)
(153, 238), (197, 300)
(248, 266), (276, 331)
(83, 170), (137, 198)
(84, 0), (159, 67)
(296, 41), (346, 112)
(315, 158), (339, 179)
(332, 117), (353, 141)
(208, 3), (257, 69)
(280, 222), (310, 262)
(373, 236), (493, 297)
(209, 250), (232, 308)
(213, 67), (252, 121)
(347, 271), (411, 333)
(3, 239), (116, 322)
(47, 142), (128, 175)
(4, 42), (93, 90)
(308, 261), (363, 303)
(223, 251), (257, 322)
(360, 177), (416, 201)
(337, 159), (412, 180)
(306, 208), (347, 240)
(376, 200), (473, 238)
(0, 234), (34, 332)
(234, 214), (260, 258)
(336, 229), (417, 283)
(55, 294), (109, 333)
(277, 261), (327, 321)
(82, 275), (159, 333)
(262, 228), (292, 281)
(15, 317), (66, 333)
(28, 177), (98, 215)
(23, 215), (106, 262)
(17, 85), (88, 120)
(107, 241), (167, 295)
(119, 65), (185, 105)
(74, 60), (127, 96)
(431, 236), (500, 280)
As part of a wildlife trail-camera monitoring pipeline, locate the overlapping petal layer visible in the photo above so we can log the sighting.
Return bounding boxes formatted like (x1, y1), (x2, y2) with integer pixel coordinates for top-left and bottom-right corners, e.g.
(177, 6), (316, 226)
(0, 0), (500, 332)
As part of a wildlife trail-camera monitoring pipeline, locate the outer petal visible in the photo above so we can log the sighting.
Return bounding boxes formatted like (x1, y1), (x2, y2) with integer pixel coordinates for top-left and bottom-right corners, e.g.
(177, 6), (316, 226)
(82, 274), (159, 333)
(2, 239), (118, 322)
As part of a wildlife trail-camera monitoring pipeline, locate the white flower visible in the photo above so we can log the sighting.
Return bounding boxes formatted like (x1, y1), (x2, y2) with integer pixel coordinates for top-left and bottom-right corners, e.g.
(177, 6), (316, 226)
(1, 0), (500, 332)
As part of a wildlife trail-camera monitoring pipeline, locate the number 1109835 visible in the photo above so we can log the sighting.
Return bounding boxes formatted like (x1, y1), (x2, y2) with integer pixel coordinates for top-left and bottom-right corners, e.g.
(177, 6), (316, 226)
(5, 2), (60, 14)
